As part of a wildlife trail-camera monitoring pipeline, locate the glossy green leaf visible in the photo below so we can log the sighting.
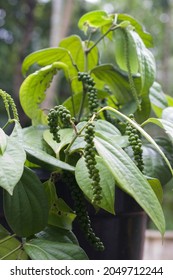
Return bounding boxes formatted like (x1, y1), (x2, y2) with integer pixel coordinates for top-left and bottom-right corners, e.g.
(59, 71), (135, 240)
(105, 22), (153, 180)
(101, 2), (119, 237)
(114, 28), (139, 74)
(20, 63), (68, 124)
(99, 106), (172, 174)
(147, 178), (163, 204)
(78, 10), (113, 33)
(143, 143), (172, 186)
(62, 89), (108, 118)
(35, 225), (78, 245)
(94, 136), (165, 235)
(0, 131), (26, 195)
(166, 94), (173, 106)
(162, 107), (173, 122)
(75, 156), (115, 214)
(142, 117), (173, 144)
(117, 14), (153, 48)
(43, 128), (74, 158)
(22, 47), (70, 75)
(3, 167), (49, 237)
(149, 82), (168, 117)
(22, 126), (75, 171)
(59, 35), (85, 71)
(0, 128), (7, 155)
(24, 239), (88, 260)
(133, 32), (156, 94)
(91, 64), (137, 105)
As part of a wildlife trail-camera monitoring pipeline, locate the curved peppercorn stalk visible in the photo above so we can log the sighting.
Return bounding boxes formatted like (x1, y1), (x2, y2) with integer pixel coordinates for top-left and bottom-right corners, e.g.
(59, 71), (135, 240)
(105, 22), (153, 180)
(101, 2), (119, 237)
(62, 171), (105, 252)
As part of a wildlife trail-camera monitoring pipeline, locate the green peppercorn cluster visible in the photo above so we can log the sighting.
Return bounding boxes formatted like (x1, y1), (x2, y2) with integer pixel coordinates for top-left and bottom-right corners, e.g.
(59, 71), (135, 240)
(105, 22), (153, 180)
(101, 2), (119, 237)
(48, 105), (72, 143)
(0, 89), (19, 122)
(62, 172), (105, 251)
(125, 114), (144, 172)
(78, 72), (98, 115)
(84, 123), (102, 204)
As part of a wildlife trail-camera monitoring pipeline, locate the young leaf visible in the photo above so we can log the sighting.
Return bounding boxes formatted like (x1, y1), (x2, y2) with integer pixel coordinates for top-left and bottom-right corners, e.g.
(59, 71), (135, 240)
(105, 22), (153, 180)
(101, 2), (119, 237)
(3, 167), (49, 237)
(75, 156), (115, 214)
(94, 136), (165, 235)
(78, 10), (113, 34)
(24, 239), (88, 260)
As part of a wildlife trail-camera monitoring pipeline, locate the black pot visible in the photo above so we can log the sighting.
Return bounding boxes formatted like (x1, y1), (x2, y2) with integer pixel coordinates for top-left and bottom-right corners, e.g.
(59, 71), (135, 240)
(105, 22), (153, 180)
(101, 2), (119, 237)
(73, 188), (147, 260)
(34, 169), (147, 260)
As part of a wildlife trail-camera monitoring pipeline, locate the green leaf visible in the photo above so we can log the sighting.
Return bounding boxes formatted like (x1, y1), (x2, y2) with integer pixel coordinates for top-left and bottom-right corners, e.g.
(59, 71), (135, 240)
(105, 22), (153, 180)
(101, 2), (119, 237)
(3, 167), (49, 237)
(35, 225), (78, 245)
(162, 107), (173, 122)
(0, 128), (7, 155)
(43, 179), (76, 230)
(91, 64), (137, 105)
(149, 82), (168, 117)
(78, 10), (113, 33)
(0, 235), (28, 260)
(24, 239), (88, 260)
(20, 63), (68, 124)
(62, 89), (108, 118)
(99, 106), (172, 174)
(143, 143), (172, 186)
(22, 126), (75, 171)
(75, 156), (115, 214)
(43, 128), (74, 158)
(117, 14), (153, 48)
(59, 35), (85, 71)
(113, 28), (139, 74)
(142, 117), (173, 144)
(94, 136), (165, 235)
(22, 47), (70, 75)
(0, 129), (26, 195)
(147, 178), (163, 204)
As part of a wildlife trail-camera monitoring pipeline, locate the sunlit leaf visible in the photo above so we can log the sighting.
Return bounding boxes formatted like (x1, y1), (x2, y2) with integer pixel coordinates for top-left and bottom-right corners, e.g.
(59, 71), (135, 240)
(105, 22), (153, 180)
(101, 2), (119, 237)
(94, 136), (165, 235)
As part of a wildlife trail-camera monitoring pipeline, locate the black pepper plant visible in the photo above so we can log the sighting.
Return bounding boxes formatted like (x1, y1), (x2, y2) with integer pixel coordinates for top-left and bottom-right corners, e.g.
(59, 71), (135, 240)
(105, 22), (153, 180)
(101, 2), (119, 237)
(1, 10), (173, 260)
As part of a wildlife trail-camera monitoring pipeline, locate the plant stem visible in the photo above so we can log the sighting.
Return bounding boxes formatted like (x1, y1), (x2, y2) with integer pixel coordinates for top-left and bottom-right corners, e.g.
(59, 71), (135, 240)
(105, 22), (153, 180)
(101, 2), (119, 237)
(77, 82), (88, 122)
(85, 24), (119, 54)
